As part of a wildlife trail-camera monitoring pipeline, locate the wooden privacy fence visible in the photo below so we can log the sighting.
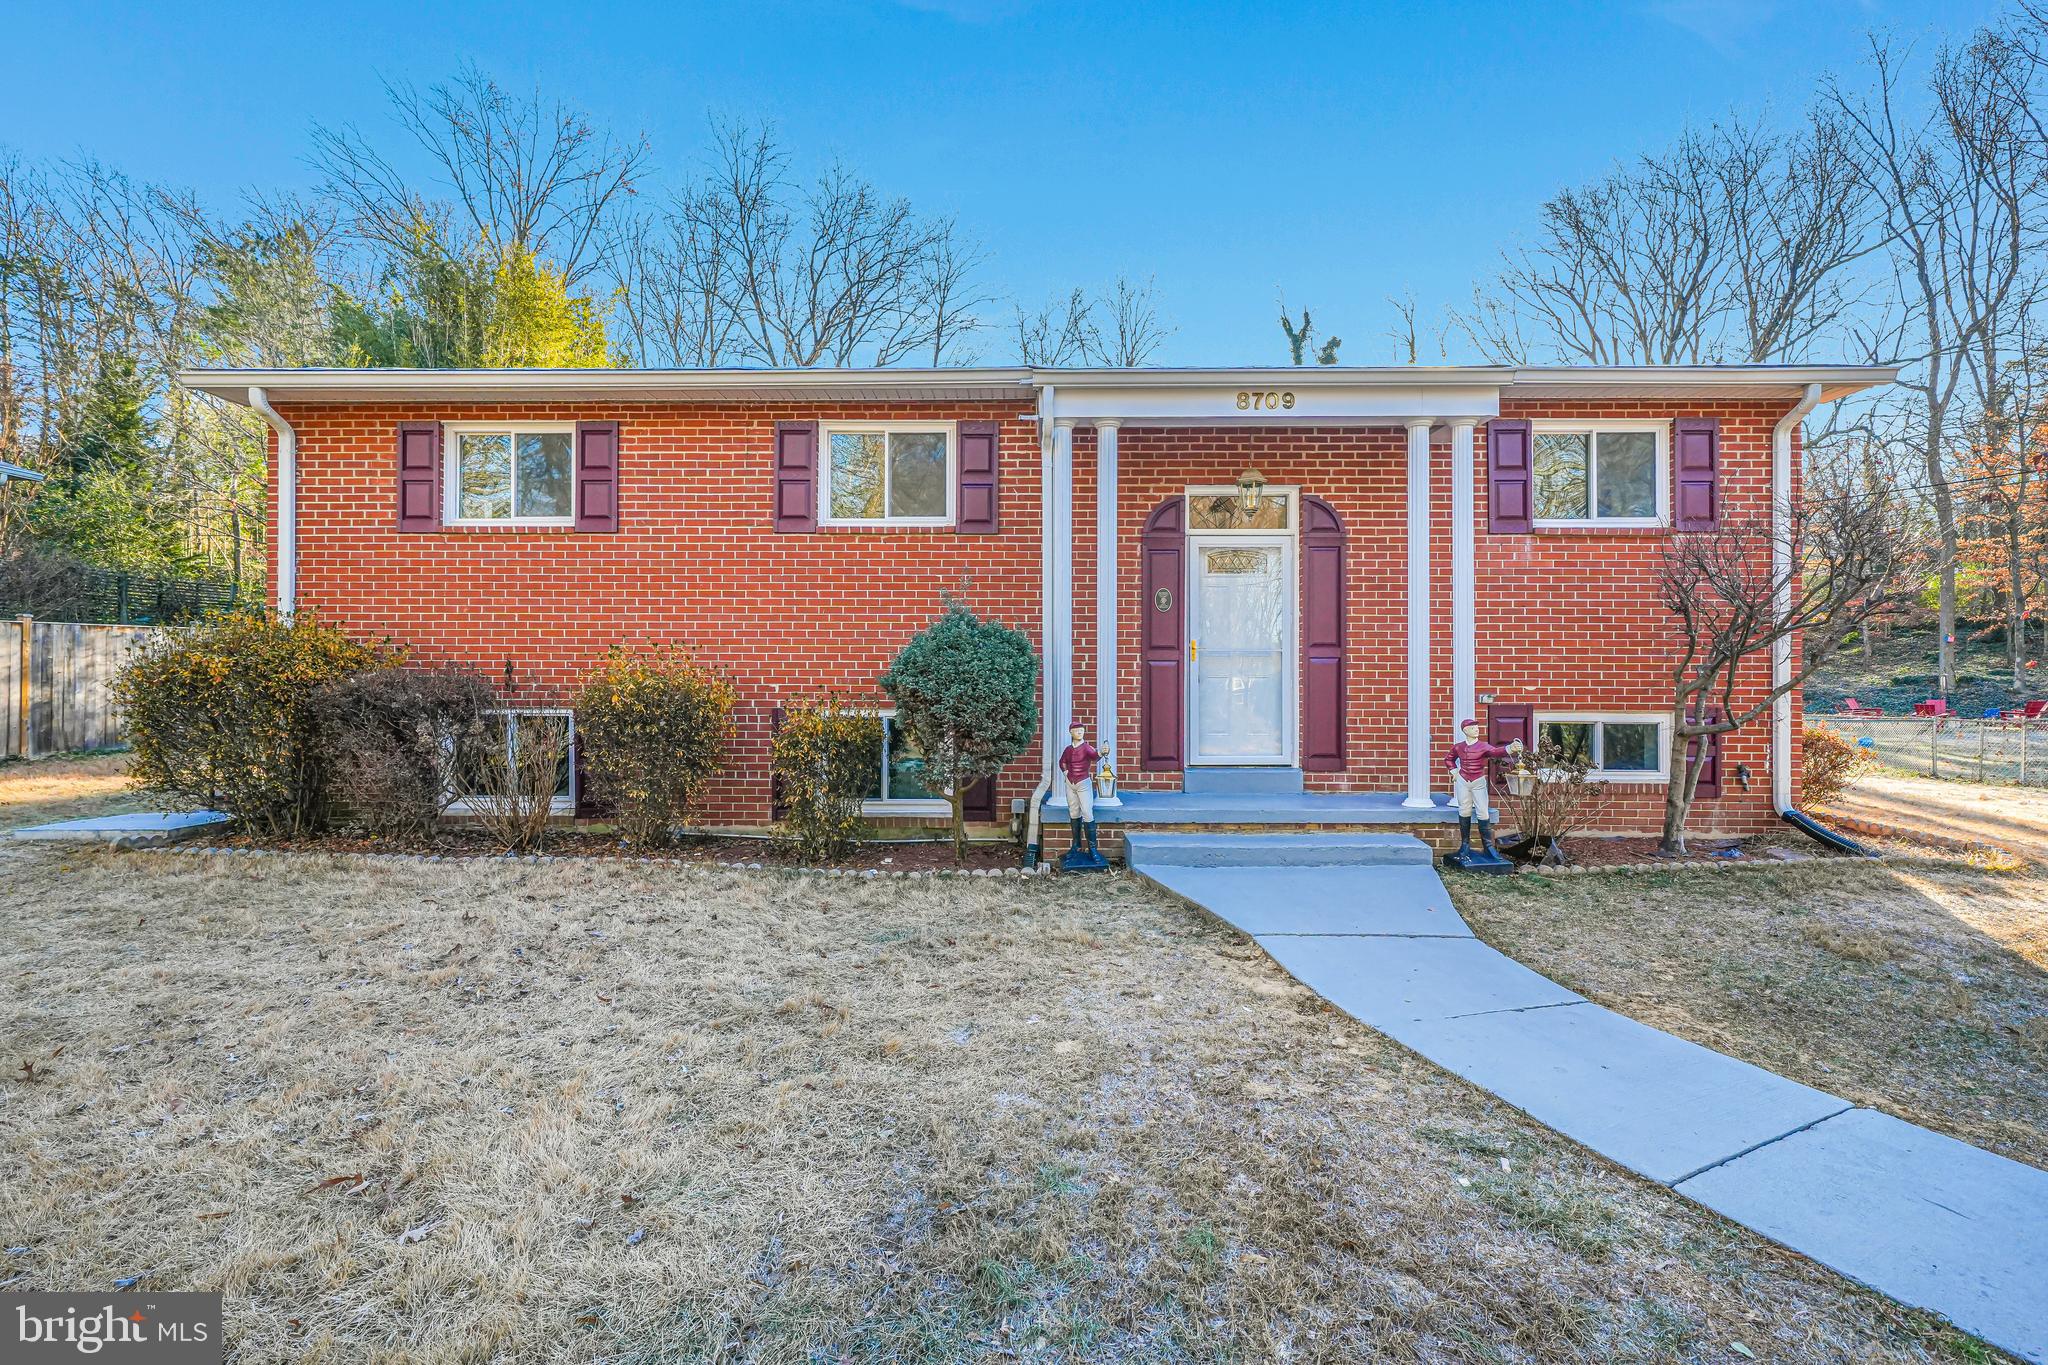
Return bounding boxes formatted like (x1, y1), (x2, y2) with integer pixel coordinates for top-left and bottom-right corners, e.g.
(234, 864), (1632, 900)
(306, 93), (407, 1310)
(3, 616), (157, 759)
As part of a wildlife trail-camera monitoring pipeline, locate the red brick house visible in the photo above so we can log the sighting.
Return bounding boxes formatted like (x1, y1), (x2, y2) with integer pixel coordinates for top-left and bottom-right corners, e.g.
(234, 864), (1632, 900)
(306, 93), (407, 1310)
(178, 364), (1895, 847)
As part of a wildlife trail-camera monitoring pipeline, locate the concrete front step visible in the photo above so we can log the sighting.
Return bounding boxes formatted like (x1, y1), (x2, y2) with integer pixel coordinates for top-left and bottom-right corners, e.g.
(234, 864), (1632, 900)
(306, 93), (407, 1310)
(1180, 766), (1305, 796)
(1123, 831), (1433, 868)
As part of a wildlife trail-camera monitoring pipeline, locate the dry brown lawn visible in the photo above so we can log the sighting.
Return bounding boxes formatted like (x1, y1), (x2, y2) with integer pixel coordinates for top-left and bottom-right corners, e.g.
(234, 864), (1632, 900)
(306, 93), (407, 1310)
(0, 751), (140, 830)
(1825, 771), (2048, 866)
(1453, 857), (2048, 1173)
(0, 840), (2001, 1364)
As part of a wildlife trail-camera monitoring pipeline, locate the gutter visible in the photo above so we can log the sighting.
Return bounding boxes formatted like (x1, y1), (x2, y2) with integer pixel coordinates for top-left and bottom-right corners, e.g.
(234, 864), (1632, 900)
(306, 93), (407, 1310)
(247, 386), (297, 619)
(1771, 382), (1824, 815)
(1023, 383), (1056, 868)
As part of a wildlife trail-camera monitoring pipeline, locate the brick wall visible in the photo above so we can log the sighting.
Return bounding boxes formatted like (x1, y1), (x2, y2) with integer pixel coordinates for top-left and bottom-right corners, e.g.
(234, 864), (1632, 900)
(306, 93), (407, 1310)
(1077, 398), (1800, 835)
(273, 400), (1042, 824)
(273, 392), (1802, 837)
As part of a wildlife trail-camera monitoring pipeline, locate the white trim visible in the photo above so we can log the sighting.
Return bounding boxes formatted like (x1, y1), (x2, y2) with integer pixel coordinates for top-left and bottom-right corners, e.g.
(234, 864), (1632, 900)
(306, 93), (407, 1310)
(1403, 419), (1434, 808)
(180, 363), (1901, 411)
(1184, 530), (1298, 767)
(1528, 420), (1669, 529)
(1093, 419), (1120, 803)
(441, 421), (579, 528)
(447, 708), (578, 814)
(818, 419), (959, 528)
(1050, 419), (1076, 740)
(1450, 420), (1477, 732)
(247, 387), (296, 618)
(1532, 711), (1670, 783)
(1773, 384), (1824, 814)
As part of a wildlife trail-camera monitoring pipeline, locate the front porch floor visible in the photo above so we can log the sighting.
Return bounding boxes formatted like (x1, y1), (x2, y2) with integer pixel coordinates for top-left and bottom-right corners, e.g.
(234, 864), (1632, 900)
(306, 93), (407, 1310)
(1047, 789), (1460, 826)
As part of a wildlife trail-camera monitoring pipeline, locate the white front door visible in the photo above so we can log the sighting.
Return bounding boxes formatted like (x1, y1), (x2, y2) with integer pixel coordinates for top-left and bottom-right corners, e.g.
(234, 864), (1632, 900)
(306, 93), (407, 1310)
(1186, 533), (1295, 765)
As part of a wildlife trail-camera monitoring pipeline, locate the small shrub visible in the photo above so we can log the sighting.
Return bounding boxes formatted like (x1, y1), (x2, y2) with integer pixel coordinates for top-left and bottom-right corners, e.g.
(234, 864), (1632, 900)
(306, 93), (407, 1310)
(459, 712), (567, 854)
(881, 600), (1039, 861)
(310, 665), (497, 839)
(1502, 740), (1615, 865)
(772, 695), (883, 861)
(1803, 726), (1871, 808)
(573, 644), (736, 846)
(113, 611), (386, 835)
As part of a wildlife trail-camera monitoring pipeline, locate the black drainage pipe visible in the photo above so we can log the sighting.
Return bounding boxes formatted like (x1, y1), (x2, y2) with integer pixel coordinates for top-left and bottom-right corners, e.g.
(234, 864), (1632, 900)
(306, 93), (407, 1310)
(1781, 809), (1872, 858)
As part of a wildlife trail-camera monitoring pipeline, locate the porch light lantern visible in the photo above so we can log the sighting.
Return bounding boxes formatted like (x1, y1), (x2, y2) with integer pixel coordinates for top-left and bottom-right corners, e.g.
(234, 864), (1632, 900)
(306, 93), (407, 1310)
(1235, 467), (1267, 516)
(1505, 757), (1537, 799)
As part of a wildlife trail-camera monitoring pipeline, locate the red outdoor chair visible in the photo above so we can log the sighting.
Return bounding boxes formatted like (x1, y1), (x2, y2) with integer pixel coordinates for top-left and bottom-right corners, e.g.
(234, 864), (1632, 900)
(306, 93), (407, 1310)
(1912, 699), (1949, 718)
(2003, 699), (2048, 720)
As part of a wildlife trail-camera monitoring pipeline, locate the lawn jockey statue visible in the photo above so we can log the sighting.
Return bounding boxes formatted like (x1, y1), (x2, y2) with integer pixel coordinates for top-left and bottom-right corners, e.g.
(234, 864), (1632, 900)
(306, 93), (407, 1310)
(1443, 719), (1522, 872)
(1059, 720), (1109, 871)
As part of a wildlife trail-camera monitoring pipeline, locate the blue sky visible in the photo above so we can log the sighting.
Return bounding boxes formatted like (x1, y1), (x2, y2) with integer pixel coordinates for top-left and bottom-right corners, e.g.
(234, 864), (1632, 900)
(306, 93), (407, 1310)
(1, 0), (2001, 364)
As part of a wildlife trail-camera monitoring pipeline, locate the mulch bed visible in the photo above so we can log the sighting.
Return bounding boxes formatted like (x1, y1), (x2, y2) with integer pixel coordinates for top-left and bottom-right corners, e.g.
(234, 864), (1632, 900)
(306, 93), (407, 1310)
(1532, 832), (1857, 870)
(192, 827), (1025, 873)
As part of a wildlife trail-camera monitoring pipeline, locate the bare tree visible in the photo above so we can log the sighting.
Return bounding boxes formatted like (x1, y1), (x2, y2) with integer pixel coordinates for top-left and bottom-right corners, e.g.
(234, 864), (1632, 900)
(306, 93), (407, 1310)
(1095, 273), (1172, 366)
(1829, 31), (2041, 696)
(606, 120), (982, 368)
(1458, 116), (1873, 365)
(1013, 287), (1097, 366)
(1655, 480), (1920, 853)
(312, 65), (649, 284)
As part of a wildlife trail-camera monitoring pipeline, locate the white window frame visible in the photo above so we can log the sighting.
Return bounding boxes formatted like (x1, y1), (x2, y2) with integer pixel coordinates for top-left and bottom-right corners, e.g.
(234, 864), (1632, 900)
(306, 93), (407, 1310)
(1532, 711), (1670, 783)
(819, 420), (958, 528)
(447, 708), (578, 814)
(1183, 485), (1299, 535)
(1529, 421), (1668, 530)
(862, 708), (952, 817)
(442, 421), (578, 528)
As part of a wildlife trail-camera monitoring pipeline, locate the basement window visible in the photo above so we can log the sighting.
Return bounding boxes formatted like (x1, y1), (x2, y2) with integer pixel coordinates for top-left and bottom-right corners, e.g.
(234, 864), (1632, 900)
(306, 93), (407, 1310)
(450, 709), (577, 813)
(1533, 712), (1668, 782)
(861, 712), (950, 816)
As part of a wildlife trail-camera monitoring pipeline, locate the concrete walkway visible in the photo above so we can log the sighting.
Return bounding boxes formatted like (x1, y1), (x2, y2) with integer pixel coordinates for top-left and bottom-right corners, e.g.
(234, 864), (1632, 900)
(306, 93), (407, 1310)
(1129, 832), (2048, 1364)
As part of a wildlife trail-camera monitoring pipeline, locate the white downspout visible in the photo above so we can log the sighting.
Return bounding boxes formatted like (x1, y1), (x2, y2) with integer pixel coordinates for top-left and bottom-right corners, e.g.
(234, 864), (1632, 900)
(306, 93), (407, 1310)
(248, 386), (297, 620)
(1771, 383), (1824, 814)
(1024, 383), (1057, 866)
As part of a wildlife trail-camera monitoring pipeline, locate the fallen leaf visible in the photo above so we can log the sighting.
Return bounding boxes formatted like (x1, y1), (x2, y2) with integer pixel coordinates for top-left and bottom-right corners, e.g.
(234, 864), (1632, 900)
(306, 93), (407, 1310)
(625, 1227), (647, 1246)
(196, 1211), (230, 1222)
(574, 1314), (600, 1326)
(397, 1220), (442, 1245)
(619, 1193), (639, 1207)
(1730, 1344), (1755, 1360)
(303, 1173), (364, 1195)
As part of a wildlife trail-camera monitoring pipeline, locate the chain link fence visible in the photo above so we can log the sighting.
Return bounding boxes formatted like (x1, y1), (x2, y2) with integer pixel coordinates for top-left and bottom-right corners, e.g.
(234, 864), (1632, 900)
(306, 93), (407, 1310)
(1812, 714), (2048, 789)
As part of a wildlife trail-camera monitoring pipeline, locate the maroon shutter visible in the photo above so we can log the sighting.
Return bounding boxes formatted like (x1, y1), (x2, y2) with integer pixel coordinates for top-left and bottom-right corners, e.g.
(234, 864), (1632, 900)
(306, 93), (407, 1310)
(1486, 419), (1533, 534)
(963, 775), (996, 822)
(1300, 495), (1348, 771)
(769, 706), (788, 820)
(1139, 498), (1186, 770)
(774, 421), (818, 533)
(575, 421), (620, 533)
(1673, 417), (1720, 531)
(396, 422), (441, 531)
(1488, 704), (1534, 754)
(956, 420), (999, 534)
(1686, 708), (1724, 799)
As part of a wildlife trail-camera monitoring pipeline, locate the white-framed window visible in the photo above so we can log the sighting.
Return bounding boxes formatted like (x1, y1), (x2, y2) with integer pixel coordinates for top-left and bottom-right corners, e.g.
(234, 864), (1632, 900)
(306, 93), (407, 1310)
(1533, 712), (1669, 783)
(861, 710), (951, 816)
(1531, 422), (1667, 528)
(443, 422), (577, 526)
(450, 709), (577, 813)
(1185, 485), (1297, 533)
(821, 421), (955, 526)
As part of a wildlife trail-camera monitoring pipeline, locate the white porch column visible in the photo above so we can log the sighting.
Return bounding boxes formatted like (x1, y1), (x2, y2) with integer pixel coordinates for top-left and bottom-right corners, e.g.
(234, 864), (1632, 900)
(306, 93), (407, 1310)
(1051, 418), (1077, 740)
(1403, 419), (1436, 809)
(1450, 419), (1477, 733)
(1093, 420), (1121, 798)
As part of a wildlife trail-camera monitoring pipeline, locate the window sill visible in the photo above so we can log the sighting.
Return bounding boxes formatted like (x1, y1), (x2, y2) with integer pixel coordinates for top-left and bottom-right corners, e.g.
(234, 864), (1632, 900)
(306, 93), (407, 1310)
(819, 522), (959, 534)
(438, 521), (578, 534)
(863, 799), (952, 817)
(1529, 520), (1670, 534)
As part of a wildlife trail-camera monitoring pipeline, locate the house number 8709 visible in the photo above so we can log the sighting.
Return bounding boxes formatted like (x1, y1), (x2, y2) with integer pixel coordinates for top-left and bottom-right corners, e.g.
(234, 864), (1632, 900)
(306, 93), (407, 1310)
(1235, 390), (1295, 410)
